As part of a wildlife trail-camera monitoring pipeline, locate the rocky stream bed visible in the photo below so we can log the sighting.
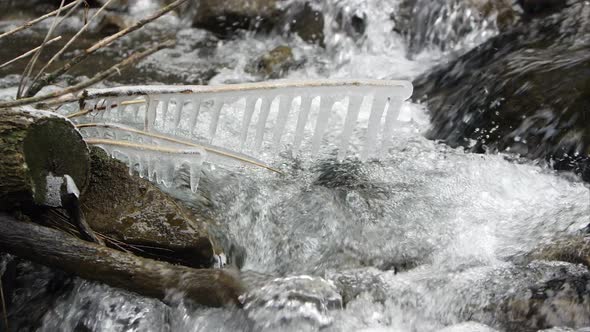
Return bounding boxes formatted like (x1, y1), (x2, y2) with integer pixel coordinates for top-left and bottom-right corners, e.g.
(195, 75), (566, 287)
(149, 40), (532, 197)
(0, 0), (589, 331)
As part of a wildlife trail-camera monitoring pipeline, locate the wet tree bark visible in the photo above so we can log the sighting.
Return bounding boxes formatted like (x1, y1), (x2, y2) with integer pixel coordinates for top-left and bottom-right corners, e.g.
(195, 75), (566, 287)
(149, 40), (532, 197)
(0, 214), (245, 307)
(0, 108), (90, 210)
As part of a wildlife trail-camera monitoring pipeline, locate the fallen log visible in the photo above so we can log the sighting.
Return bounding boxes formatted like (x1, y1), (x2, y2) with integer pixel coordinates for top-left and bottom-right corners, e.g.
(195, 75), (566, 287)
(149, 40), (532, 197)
(0, 213), (245, 307)
(0, 108), (90, 210)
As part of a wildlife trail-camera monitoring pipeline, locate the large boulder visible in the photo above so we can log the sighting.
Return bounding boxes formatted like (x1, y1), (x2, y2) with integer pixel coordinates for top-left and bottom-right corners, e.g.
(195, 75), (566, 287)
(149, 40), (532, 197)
(80, 147), (216, 268)
(413, 0), (590, 181)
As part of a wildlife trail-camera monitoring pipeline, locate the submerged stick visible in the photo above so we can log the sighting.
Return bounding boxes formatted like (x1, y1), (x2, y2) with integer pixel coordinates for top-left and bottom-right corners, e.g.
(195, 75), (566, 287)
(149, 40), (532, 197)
(0, 214), (245, 307)
(0, 40), (174, 109)
(25, 0), (190, 98)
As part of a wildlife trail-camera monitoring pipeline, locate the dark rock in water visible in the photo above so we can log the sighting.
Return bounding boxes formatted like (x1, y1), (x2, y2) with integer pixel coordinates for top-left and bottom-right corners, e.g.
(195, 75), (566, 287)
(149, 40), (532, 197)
(499, 274), (590, 331)
(94, 13), (129, 36)
(284, 2), (325, 46)
(2, 260), (75, 332)
(392, 0), (517, 58)
(80, 147), (216, 269)
(189, 0), (325, 46)
(335, 9), (367, 41)
(245, 45), (301, 79)
(191, 0), (280, 37)
(413, 0), (590, 181)
(518, 0), (567, 15)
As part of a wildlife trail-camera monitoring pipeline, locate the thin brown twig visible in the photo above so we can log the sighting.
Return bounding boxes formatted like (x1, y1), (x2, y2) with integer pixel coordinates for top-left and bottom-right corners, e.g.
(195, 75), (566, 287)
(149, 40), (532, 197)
(0, 39), (175, 109)
(25, 0), (190, 98)
(17, 0), (66, 98)
(30, 0), (118, 92)
(0, 0), (79, 40)
(56, 0), (86, 27)
(0, 36), (62, 69)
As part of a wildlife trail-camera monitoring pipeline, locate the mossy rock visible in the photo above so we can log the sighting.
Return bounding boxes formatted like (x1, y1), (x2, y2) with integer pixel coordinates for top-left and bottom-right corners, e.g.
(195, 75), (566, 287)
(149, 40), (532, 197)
(527, 235), (590, 267)
(81, 147), (215, 268)
(246, 46), (299, 79)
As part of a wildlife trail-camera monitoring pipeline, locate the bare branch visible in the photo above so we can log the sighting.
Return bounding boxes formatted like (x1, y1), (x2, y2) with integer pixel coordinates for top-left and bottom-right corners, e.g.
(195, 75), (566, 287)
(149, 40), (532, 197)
(0, 40), (175, 109)
(17, 0), (67, 98)
(29, 0), (118, 92)
(25, 0), (190, 98)
(0, 36), (62, 69)
(0, 0), (79, 40)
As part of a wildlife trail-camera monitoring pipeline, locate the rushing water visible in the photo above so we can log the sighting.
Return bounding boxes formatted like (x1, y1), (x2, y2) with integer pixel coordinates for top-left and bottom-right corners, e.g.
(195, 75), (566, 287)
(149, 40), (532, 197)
(1, 0), (590, 331)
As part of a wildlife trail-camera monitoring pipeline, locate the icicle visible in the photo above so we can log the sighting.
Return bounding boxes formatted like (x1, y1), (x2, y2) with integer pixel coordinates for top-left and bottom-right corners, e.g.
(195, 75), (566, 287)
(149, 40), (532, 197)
(337, 95), (363, 160)
(292, 95), (313, 154)
(271, 95), (292, 150)
(239, 96), (257, 150)
(361, 95), (387, 160)
(159, 96), (171, 132)
(130, 103), (140, 122)
(208, 97), (224, 143)
(254, 96), (272, 151)
(188, 150), (206, 193)
(102, 98), (115, 120)
(311, 96), (334, 155)
(380, 99), (402, 157)
(145, 95), (158, 131)
(173, 97), (185, 131)
(188, 96), (202, 136)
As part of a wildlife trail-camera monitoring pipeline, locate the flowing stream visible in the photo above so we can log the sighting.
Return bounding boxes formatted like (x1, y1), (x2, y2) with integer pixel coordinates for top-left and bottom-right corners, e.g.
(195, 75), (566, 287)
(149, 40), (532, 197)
(1, 0), (589, 331)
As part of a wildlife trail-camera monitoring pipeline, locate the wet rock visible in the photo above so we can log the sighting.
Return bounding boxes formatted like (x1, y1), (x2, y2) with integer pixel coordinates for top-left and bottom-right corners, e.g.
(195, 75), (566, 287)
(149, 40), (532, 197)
(499, 274), (590, 331)
(527, 235), (590, 267)
(413, 1), (590, 181)
(187, 0), (325, 45)
(285, 2), (325, 46)
(191, 0), (280, 37)
(392, 0), (517, 57)
(438, 322), (499, 332)
(518, 0), (566, 15)
(245, 45), (299, 79)
(80, 147), (215, 268)
(94, 13), (129, 36)
(335, 8), (367, 40)
(326, 267), (390, 304)
(241, 275), (342, 331)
